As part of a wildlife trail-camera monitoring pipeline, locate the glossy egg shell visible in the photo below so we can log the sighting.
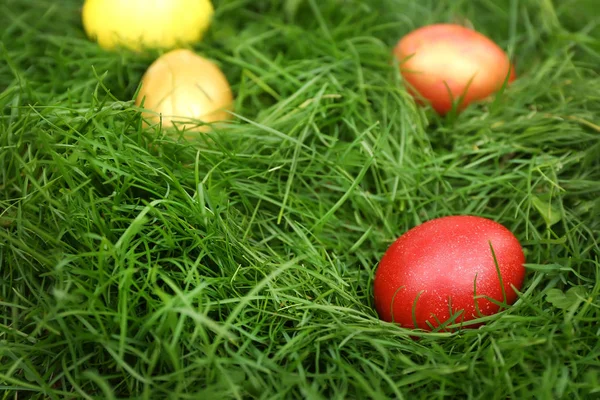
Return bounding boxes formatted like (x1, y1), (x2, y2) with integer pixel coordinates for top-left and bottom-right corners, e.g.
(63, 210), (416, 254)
(393, 24), (516, 114)
(373, 215), (525, 330)
(82, 0), (214, 51)
(135, 49), (234, 136)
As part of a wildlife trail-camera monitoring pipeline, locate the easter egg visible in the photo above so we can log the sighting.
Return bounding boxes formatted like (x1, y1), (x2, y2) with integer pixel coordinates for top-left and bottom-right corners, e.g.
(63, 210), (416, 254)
(393, 23), (516, 114)
(82, 0), (214, 51)
(373, 215), (525, 331)
(135, 49), (234, 136)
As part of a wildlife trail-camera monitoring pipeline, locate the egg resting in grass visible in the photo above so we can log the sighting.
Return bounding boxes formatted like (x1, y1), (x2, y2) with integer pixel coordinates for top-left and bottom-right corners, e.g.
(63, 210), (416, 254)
(393, 23), (516, 114)
(82, 0), (214, 51)
(373, 215), (525, 331)
(135, 49), (234, 137)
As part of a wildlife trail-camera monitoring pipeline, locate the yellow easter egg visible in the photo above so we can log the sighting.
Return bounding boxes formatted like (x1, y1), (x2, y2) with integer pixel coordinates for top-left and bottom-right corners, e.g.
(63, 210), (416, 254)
(82, 0), (214, 51)
(135, 49), (234, 136)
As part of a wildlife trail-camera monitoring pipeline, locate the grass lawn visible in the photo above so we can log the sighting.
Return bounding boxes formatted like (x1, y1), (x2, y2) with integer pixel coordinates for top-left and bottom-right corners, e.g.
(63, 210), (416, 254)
(1, 0), (600, 398)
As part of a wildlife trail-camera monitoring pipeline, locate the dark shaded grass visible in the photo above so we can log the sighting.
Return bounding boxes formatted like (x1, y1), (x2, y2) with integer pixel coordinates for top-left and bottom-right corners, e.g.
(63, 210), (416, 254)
(1, 0), (600, 399)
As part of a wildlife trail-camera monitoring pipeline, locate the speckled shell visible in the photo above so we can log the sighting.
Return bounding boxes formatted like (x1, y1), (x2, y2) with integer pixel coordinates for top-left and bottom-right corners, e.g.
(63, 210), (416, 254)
(373, 215), (525, 330)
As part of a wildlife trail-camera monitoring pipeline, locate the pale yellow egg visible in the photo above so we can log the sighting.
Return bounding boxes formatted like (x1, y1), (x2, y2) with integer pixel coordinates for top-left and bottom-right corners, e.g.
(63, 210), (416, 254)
(82, 0), (214, 51)
(135, 49), (234, 137)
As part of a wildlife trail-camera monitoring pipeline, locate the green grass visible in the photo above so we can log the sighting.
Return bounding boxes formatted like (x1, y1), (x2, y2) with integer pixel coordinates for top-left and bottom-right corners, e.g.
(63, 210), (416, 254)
(1, 0), (600, 398)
